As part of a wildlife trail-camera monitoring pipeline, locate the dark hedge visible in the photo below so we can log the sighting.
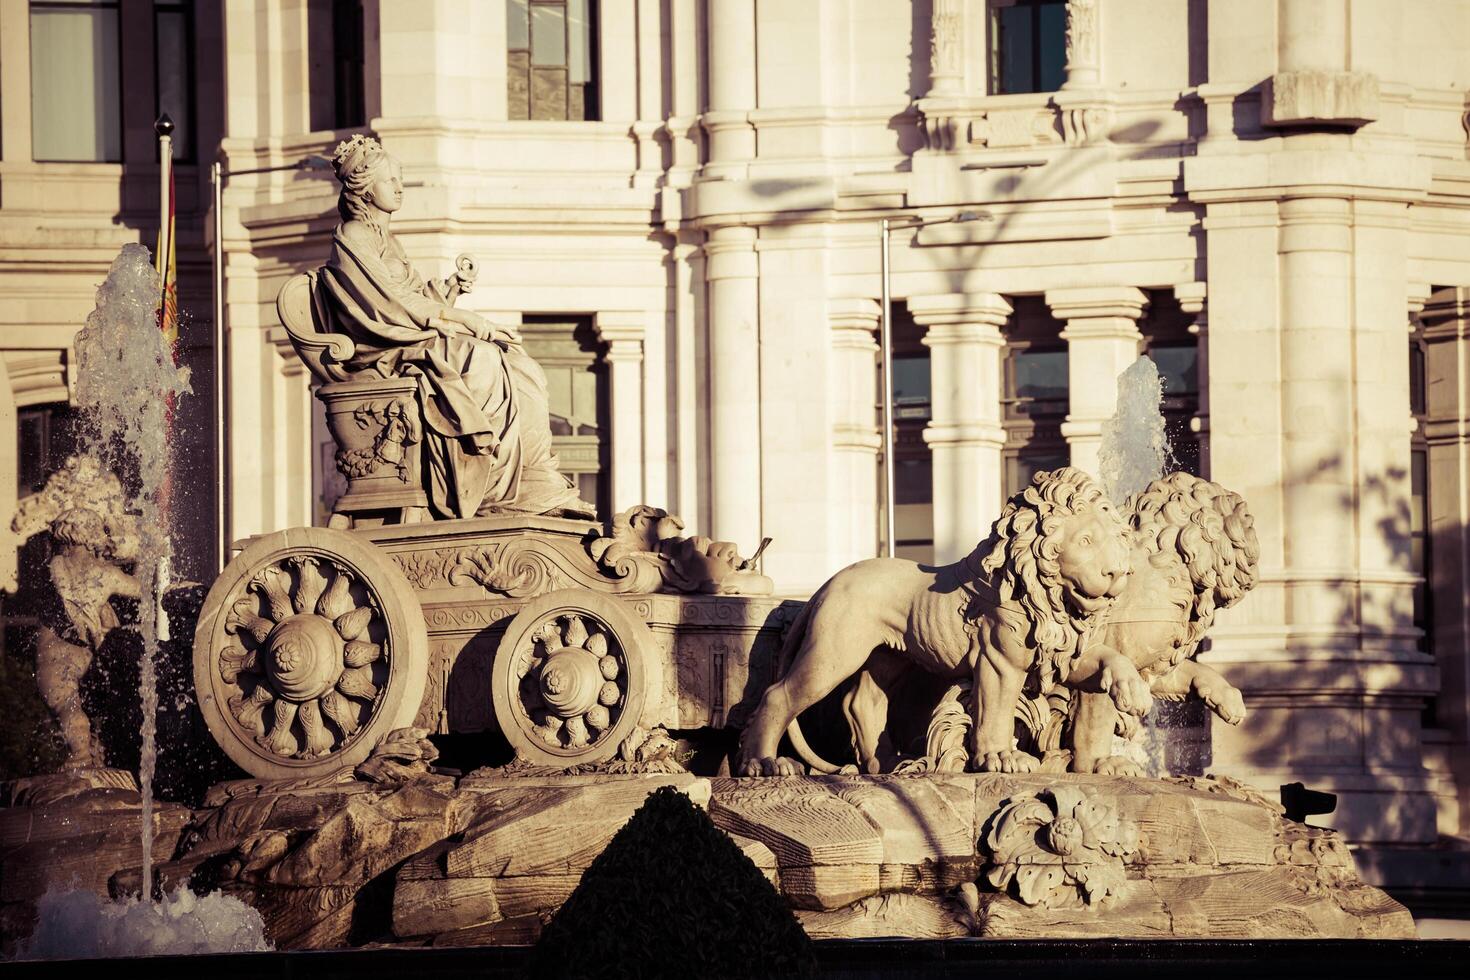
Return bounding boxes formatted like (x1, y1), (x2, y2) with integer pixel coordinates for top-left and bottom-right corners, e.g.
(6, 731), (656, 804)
(531, 784), (815, 980)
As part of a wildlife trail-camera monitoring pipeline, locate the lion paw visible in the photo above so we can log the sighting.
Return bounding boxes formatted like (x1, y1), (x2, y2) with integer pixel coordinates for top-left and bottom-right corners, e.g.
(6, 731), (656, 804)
(1202, 685), (1246, 725)
(1103, 666), (1153, 717)
(737, 756), (806, 777)
(1094, 755), (1146, 777)
(977, 749), (1040, 774)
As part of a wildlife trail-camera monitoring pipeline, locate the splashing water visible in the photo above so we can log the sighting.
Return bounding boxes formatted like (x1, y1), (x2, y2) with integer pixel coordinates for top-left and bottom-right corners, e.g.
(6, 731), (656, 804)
(1097, 355), (1174, 507)
(70, 244), (191, 897)
(17, 887), (270, 959)
(1096, 354), (1175, 777)
(14, 245), (272, 959)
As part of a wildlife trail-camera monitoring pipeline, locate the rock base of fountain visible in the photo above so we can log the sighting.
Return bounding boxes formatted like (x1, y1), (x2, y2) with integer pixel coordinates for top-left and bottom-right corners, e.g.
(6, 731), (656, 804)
(3, 770), (1411, 951)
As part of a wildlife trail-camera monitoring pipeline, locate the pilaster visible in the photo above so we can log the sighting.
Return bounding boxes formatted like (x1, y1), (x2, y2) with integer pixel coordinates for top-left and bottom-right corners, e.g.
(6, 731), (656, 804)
(827, 298), (880, 569)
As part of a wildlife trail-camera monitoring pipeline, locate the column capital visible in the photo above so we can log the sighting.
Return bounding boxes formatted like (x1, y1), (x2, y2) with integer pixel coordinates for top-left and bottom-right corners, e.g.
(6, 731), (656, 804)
(1173, 282), (1207, 316)
(1045, 286), (1149, 322)
(907, 291), (1012, 328)
(828, 297), (881, 330)
(594, 311), (646, 354)
(1406, 282), (1431, 318)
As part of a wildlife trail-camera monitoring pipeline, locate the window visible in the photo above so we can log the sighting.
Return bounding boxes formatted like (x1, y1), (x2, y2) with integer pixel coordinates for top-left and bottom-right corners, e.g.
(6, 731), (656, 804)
(17, 403), (78, 495)
(1002, 298), (1069, 497)
(307, 0), (365, 131)
(523, 317), (610, 515)
(989, 0), (1066, 95)
(507, 0), (599, 121)
(1409, 319), (1432, 657)
(332, 0), (365, 129)
(30, 0), (122, 162)
(1141, 293), (1203, 478)
(153, 2), (193, 161)
(886, 304), (934, 563)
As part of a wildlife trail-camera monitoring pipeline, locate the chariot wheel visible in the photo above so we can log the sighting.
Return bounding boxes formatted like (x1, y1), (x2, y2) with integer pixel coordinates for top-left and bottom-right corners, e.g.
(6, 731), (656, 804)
(492, 590), (656, 768)
(193, 526), (428, 779)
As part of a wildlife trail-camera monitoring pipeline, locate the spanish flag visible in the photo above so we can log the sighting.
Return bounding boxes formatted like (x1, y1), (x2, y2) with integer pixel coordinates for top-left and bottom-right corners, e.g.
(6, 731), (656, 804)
(156, 164), (178, 356)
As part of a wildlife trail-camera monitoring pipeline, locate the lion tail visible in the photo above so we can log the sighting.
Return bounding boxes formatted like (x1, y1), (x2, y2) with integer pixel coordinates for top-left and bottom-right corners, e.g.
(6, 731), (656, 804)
(772, 600), (842, 775)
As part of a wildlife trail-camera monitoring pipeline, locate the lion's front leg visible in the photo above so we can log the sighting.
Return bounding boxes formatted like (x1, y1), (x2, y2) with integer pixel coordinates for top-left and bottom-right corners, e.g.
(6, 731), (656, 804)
(968, 645), (1038, 774)
(1163, 660), (1246, 726)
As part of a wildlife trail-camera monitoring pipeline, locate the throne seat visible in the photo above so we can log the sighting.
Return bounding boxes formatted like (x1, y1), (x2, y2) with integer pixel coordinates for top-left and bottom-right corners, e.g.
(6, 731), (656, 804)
(277, 272), (430, 528)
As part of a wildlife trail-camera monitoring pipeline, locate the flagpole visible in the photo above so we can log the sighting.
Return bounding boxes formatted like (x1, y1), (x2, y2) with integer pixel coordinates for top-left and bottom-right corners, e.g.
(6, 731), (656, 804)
(155, 115), (173, 321)
(153, 115), (175, 645)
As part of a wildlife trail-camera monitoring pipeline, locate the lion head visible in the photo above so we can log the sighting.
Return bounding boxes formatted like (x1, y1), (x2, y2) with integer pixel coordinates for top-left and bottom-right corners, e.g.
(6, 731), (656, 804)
(977, 467), (1133, 687)
(1128, 472), (1260, 666)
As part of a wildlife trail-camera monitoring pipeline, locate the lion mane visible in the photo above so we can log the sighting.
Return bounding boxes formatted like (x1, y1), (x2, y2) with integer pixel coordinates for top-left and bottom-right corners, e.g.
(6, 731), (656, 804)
(976, 466), (1122, 689)
(1128, 471), (1260, 669)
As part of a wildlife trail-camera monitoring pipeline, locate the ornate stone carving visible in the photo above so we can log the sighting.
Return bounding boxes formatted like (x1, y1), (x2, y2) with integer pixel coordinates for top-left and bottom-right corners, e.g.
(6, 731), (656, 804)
(491, 590), (657, 768)
(983, 785), (1138, 909)
(587, 506), (774, 595)
(354, 726), (442, 785)
(928, 0), (964, 97)
(193, 527), (428, 780)
(739, 468), (1134, 777)
(10, 455), (142, 771)
(1060, 103), (1114, 145)
(277, 133), (593, 526)
(334, 396), (419, 482)
(1063, 0), (1100, 89)
(1261, 70), (1380, 129)
(969, 108), (1062, 149)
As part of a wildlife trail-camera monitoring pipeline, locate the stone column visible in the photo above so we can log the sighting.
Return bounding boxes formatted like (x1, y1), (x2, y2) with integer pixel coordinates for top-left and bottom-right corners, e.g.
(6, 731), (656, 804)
(1046, 287), (1148, 478)
(1175, 282), (1209, 478)
(827, 299), (881, 569)
(704, 0), (756, 179)
(1421, 287), (1470, 834)
(910, 292), (1013, 565)
(927, 0), (965, 97)
(1062, 0), (1101, 90)
(705, 226), (762, 546)
(594, 312), (646, 515)
(671, 235), (705, 529)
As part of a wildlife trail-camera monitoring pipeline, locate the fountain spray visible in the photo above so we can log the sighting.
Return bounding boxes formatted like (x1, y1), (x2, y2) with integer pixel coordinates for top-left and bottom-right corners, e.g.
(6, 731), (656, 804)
(71, 244), (192, 898)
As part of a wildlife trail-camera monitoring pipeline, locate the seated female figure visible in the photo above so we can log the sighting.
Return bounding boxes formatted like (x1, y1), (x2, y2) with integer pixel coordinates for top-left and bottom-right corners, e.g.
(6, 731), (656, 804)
(317, 134), (593, 521)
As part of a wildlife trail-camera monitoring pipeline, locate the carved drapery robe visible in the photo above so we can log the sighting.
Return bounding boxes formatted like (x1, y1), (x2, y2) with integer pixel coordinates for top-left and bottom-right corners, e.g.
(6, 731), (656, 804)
(317, 224), (584, 519)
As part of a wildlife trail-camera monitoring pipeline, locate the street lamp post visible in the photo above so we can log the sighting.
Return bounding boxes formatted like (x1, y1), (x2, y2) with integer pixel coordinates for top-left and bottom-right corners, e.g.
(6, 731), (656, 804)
(210, 154), (331, 572)
(878, 209), (993, 558)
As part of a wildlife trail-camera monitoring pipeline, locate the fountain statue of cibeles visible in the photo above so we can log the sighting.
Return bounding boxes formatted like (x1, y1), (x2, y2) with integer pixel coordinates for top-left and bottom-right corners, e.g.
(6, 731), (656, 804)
(282, 133), (594, 526)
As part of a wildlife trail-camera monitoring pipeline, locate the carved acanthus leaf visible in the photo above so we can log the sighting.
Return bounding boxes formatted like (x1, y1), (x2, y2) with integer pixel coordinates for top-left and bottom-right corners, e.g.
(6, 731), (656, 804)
(983, 785), (1138, 909)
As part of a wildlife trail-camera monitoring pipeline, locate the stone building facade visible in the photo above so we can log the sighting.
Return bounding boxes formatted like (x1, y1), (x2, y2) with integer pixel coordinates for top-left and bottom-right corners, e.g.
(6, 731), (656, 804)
(2, 0), (1468, 900)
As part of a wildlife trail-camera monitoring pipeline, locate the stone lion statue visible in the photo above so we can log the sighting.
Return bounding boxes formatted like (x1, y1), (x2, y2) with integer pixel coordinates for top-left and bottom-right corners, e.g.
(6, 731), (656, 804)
(1062, 472), (1260, 776)
(738, 467), (1137, 776)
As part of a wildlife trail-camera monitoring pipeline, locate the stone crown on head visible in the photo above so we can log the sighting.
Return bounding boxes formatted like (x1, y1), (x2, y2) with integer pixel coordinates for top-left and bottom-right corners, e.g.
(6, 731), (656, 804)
(331, 133), (385, 185)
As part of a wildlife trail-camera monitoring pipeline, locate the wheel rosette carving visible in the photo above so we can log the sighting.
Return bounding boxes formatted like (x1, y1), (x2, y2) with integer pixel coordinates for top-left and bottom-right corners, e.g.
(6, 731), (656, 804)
(220, 556), (388, 760)
(492, 590), (653, 768)
(513, 613), (628, 753)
